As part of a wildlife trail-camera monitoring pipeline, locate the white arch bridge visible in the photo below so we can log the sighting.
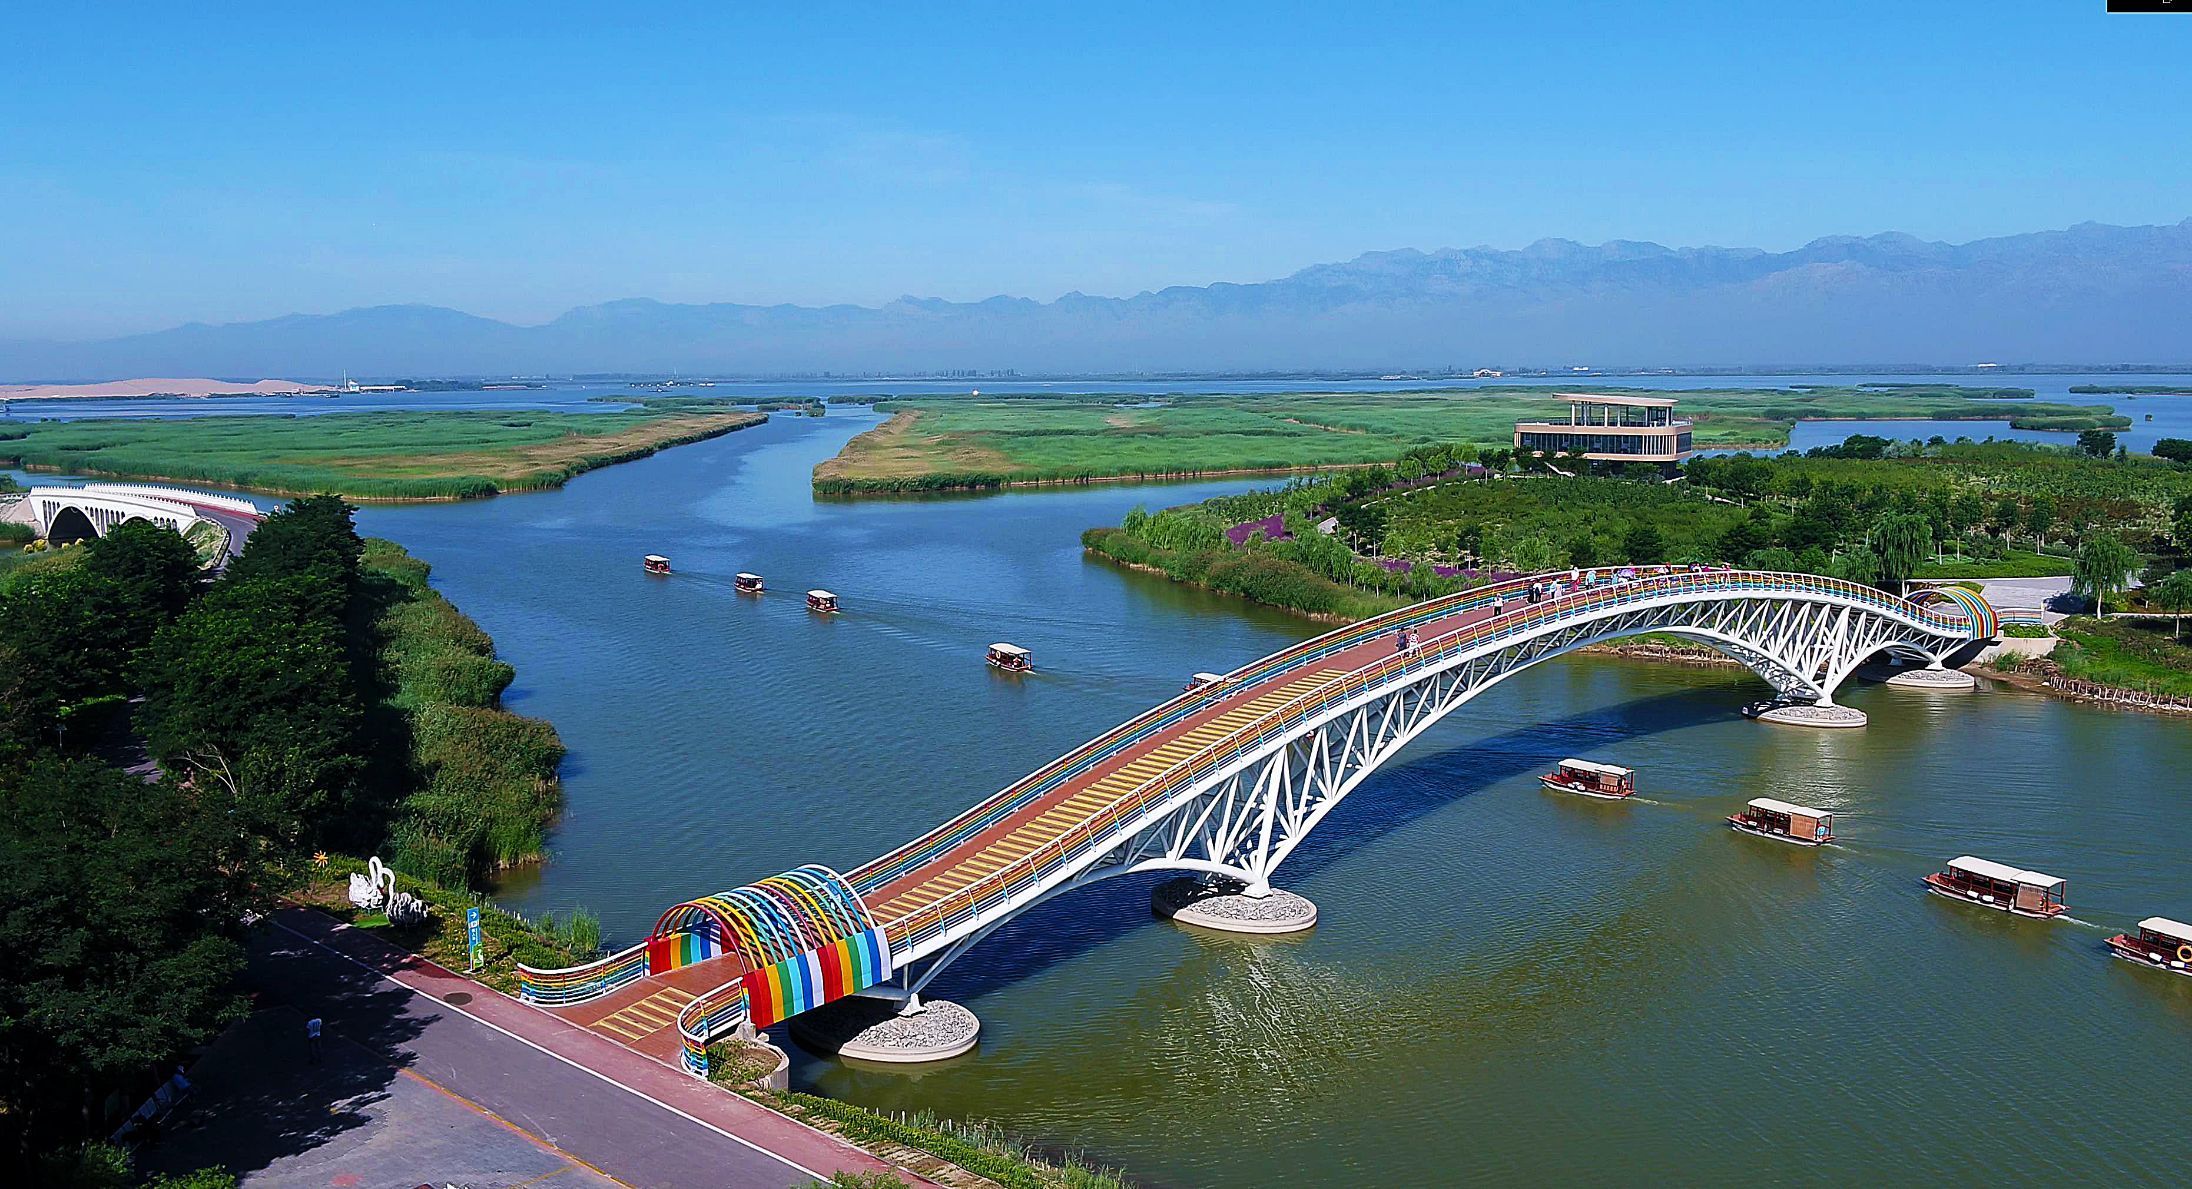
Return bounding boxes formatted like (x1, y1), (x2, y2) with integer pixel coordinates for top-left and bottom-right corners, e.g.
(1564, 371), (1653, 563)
(9, 483), (261, 561)
(518, 568), (1996, 1072)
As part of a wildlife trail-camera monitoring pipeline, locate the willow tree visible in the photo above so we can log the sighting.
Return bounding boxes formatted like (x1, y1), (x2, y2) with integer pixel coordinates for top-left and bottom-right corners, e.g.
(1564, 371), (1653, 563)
(1867, 513), (1933, 595)
(2151, 569), (2192, 640)
(2073, 535), (2141, 618)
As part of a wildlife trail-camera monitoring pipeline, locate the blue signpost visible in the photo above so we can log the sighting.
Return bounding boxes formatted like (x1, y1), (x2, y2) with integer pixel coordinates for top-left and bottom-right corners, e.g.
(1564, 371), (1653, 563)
(466, 906), (483, 971)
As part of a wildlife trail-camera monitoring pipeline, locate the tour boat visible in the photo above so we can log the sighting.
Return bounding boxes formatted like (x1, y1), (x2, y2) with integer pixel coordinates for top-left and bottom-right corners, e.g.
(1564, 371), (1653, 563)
(643, 554), (672, 576)
(2106, 917), (2192, 978)
(1923, 856), (2067, 919)
(1186, 671), (1225, 692)
(1539, 759), (1635, 800)
(1728, 797), (1834, 846)
(806, 589), (840, 614)
(734, 572), (764, 594)
(986, 642), (1033, 673)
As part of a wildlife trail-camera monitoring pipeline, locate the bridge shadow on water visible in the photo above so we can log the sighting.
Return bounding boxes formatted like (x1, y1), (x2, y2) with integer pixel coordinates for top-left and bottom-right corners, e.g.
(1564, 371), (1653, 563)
(918, 683), (1734, 1008)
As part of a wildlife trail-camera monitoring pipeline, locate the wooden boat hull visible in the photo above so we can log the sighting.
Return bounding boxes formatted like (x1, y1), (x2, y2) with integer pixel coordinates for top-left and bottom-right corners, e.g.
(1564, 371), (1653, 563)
(2108, 937), (2192, 977)
(1922, 874), (2064, 919)
(987, 659), (1031, 674)
(1727, 818), (1829, 847)
(1540, 776), (1631, 800)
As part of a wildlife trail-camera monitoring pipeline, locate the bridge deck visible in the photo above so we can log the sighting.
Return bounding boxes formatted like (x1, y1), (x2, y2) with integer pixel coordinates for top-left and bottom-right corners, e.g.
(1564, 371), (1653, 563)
(560, 957), (746, 1061)
(866, 594), (1511, 922)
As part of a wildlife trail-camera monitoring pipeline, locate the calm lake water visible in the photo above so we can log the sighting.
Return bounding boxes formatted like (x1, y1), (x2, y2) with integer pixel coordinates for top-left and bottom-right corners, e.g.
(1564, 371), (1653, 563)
(328, 411), (2192, 1186)
(15, 404), (2192, 1184)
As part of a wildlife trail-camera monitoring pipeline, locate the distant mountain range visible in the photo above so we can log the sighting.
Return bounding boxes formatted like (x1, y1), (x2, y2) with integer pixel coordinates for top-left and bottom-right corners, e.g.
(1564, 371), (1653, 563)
(7, 219), (2189, 380)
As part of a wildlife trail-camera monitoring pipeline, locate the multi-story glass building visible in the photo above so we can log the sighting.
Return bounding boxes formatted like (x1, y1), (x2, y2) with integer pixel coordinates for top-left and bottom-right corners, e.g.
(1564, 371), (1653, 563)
(1513, 394), (1693, 465)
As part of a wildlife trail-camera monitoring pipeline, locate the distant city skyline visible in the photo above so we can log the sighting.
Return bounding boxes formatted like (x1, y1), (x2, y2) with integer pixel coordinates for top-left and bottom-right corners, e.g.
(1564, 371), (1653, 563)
(3, 2), (2188, 340)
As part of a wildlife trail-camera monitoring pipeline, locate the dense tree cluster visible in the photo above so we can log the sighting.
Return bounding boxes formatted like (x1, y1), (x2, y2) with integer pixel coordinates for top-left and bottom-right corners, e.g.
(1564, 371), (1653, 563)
(0, 521), (265, 1164)
(0, 495), (563, 1167)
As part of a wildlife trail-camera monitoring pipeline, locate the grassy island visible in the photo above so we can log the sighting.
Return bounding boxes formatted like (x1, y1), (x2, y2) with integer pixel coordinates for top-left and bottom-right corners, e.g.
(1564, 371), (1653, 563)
(812, 386), (2127, 493)
(0, 406), (766, 500)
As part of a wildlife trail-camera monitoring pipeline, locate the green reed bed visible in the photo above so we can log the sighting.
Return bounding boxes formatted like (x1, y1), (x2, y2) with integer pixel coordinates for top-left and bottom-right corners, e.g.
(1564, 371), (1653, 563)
(361, 539), (567, 885)
(0, 407), (764, 500)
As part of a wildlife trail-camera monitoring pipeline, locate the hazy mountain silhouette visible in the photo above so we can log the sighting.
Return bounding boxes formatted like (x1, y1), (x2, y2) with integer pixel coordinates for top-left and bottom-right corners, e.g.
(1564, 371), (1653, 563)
(7, 219), (2188, 380)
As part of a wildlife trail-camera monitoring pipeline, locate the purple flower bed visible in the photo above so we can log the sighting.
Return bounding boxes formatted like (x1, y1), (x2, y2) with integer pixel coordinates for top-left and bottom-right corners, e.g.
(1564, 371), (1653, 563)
(1225, 513), (1291, 546)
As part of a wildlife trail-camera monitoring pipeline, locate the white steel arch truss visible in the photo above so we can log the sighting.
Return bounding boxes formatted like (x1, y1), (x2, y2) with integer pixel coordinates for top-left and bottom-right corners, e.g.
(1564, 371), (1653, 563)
(882, 585), (1974, 996)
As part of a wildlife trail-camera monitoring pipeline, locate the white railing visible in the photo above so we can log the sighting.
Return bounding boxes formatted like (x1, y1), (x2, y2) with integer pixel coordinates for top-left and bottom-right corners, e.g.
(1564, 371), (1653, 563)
(72, 483), (264, 518)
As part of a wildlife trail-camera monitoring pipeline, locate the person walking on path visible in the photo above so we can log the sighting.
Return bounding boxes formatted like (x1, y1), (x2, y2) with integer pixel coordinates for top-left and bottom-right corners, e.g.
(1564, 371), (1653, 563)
(305, 1016), (323, 1064)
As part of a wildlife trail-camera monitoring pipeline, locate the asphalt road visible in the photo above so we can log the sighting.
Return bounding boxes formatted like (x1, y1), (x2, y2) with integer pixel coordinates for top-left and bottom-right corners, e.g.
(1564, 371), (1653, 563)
(157, 918), (843, 1188)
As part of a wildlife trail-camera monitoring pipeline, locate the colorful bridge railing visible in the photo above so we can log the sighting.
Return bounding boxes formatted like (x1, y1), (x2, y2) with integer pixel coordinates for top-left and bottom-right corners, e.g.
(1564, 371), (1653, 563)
(677, 979), (753, 1075)
(516, 942), (649, 1007)
(874, 570), (1989, 956)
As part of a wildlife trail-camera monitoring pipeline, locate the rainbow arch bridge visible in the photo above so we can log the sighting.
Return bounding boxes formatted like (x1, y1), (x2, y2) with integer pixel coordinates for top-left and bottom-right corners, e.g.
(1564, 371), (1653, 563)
(519, 567), (1996, 1073)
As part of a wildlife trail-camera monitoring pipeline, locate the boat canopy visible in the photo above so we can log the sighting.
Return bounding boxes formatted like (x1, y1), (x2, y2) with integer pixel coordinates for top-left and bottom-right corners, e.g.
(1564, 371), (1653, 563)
(808, 589), (836, 599)
(1748, 797), (1829, 818)
(1947, 856), (2062, 888)
(2139, 917), (2192, 943)
(736, 572), (762, 581)
(644, 555), (670, 564)
(988, 643), (1030, 657)
(1558, 758), (1633, 778)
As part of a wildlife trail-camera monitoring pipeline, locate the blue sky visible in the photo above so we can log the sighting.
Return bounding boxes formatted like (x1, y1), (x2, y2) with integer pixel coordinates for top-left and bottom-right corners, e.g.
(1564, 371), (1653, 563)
(3, 1), (2187, 339)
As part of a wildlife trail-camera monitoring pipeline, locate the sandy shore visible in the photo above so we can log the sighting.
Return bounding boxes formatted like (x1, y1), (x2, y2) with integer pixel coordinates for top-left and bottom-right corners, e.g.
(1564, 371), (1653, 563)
(0, 376), (332, 400)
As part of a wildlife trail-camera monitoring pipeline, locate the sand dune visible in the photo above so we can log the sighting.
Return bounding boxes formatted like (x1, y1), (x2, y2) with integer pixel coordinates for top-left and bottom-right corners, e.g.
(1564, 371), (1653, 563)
(0, 376), (333, 400)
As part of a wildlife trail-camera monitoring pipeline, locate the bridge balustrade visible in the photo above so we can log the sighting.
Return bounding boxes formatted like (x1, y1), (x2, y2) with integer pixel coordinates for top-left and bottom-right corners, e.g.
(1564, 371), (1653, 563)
(515, 942), (649, 1005)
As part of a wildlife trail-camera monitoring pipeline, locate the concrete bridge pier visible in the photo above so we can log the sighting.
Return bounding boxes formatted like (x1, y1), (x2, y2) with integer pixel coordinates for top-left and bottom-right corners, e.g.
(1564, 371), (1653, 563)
(1750, 697), (1870, 728)
(1885, 659), (1978, 690)
(1152, 875), (1318, 934)
(791, 992), (981, 1064)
